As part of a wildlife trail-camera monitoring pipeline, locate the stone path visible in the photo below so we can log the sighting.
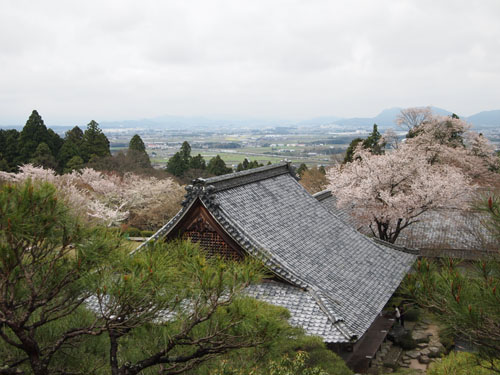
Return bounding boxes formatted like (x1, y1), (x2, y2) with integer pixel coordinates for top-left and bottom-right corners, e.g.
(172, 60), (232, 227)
(370, 320), (445, 374)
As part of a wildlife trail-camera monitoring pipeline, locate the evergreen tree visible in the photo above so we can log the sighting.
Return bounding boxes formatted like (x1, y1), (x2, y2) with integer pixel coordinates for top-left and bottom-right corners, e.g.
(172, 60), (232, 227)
(128, 134), (151, 169)
(65, 126), (84, 145)
(128, 134), (146, 153)
(362, 124), (385, 155)
(207, 155), (233, 176)
(249, 160), (263, 169)
(189, 153), (206, 170)
(166, 152), (189, 177)
(404, 197), (500, 372)
(166, 142), (194, 176)
(47, 128), (64, 158)
(58, 126), (84, 172)
(81, 120), (110, 162)
(0, 181), (117, 375)
(343, 125), (384, 164)
(31, 142), (58, 170)
(180, 141), (191, 162)
(19, 110), (62, 163)
(64, 155), (85, 173)
(0, 129), (21, 171)
(237, 158), (250, 172)
(296, 163), (308, 177)
(343, 138), (363, 164)
(0, 182), (299, 375)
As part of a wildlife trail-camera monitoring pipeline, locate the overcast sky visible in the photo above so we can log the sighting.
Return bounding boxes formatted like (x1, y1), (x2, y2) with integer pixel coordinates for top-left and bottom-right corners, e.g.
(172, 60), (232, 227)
(1, 0), (499, 125)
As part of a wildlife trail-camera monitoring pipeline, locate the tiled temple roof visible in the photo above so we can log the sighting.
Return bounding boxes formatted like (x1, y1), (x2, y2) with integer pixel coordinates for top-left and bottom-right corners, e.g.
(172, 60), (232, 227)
(137, 162), (416, 343)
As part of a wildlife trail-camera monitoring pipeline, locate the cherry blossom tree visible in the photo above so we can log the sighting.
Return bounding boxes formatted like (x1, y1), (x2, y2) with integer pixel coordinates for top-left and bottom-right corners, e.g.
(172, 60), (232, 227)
(328, 108), (499, 243)
(327, 147), (471, 243)
(398, 108), (499, 183)
(0, 165), (184, 227)
(396, 106), (433, 130)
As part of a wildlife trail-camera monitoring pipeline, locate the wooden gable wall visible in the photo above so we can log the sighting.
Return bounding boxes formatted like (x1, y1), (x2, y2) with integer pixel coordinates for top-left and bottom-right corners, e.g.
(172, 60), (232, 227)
(166, 200), (244, 261)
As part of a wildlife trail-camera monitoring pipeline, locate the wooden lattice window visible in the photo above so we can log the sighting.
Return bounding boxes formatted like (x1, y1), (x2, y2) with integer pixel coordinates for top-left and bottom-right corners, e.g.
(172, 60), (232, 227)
(182, 217), (242, 261)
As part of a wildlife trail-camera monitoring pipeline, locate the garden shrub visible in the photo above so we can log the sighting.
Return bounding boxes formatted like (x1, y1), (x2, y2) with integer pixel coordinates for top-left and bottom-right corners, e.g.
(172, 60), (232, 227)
(399, 331), (417, 350)
(404, 308), (420, 322)
(427, 352), (496, 375)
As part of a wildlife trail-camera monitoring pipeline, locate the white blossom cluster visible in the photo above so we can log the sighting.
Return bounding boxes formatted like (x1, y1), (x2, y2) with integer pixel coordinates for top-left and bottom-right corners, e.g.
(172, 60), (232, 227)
(0, 165), (184, 227)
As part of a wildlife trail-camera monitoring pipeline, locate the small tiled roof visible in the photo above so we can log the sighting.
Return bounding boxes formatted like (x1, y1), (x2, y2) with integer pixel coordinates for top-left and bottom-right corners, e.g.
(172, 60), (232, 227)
(139, 162), (416, 343)
(245, 281), (352, 343)
(315, 189), (497, 253)
(395, 209), (497, 251)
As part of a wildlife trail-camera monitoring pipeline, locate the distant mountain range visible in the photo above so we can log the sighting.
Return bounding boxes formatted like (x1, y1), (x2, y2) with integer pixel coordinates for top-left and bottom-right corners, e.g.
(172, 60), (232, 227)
(98, 107), (499, 130)
(2, 107), (499, 131)
(328, 107), (500, 129)
(325, 107), (453, 128)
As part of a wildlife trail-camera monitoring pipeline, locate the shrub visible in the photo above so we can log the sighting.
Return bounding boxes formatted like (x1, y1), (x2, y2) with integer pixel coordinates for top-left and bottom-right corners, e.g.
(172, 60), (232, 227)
(427, 352), (497, 375)
(404, 308), (420, 322)
(140, 230), (155, 237)
(438, 327), (455, 352)
(399, 331), (417, 350)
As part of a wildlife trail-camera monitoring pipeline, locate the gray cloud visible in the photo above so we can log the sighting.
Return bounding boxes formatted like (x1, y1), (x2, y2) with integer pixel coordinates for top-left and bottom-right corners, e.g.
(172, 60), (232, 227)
(1, 0), (499, 124)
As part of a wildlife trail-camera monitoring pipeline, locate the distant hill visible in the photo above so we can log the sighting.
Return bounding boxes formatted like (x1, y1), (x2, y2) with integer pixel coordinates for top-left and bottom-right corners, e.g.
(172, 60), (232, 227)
(465, 110), (500, 128)
(333, 106), (453, 129)
(3, 107), (499, 131)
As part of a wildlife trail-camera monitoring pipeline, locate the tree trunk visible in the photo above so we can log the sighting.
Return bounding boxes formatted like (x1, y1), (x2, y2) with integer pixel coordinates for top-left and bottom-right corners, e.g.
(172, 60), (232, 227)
(109, 331), (120, 375)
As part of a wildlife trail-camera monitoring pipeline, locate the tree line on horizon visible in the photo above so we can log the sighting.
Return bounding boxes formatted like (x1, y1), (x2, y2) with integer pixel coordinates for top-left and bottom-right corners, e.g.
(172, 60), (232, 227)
(166, 140), (266, 179)
(0, 110), (265, 180)
(0, 110), (152, 174)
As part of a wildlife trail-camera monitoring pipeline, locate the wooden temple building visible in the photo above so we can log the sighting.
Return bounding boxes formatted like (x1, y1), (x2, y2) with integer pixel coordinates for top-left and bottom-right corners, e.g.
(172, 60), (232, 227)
(136, 162), (417, 371)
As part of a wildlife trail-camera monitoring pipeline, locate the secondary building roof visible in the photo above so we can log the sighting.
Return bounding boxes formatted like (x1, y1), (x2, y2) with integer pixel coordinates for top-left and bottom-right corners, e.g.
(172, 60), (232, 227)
(315, 189), (498, 258)
(137, 162), (416, 343)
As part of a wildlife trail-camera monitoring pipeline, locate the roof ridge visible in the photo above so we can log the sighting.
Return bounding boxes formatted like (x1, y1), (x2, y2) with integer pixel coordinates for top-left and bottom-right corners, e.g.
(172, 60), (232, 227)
(307, 288), (356, 341)
(372, 237), (420, 255)
(312, 189), (332, 201)
(208, 204), (311, 289)
(195, 161), (297, 192)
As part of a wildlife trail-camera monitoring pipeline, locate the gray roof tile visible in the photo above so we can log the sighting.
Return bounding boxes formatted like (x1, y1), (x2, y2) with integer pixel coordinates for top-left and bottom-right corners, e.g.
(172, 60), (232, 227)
(141, 163), (416, 342)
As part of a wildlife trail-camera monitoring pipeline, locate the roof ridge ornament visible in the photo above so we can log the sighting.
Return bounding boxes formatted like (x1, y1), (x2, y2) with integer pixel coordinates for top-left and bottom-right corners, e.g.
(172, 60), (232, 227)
(182, 181), (218, 209)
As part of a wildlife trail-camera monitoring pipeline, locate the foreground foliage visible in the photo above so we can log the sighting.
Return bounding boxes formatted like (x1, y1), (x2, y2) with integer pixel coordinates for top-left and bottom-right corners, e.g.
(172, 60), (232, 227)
(403, 195), (500, 373)
(0, 181), (116, 374)
(213, 351), (332, 375)
(427, 352), (498, 375)
(0, 181), (323, 375)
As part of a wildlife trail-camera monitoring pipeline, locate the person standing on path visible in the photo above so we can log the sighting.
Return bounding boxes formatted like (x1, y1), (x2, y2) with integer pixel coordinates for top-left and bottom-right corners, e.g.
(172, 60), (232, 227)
(394, 304), (401, 325)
